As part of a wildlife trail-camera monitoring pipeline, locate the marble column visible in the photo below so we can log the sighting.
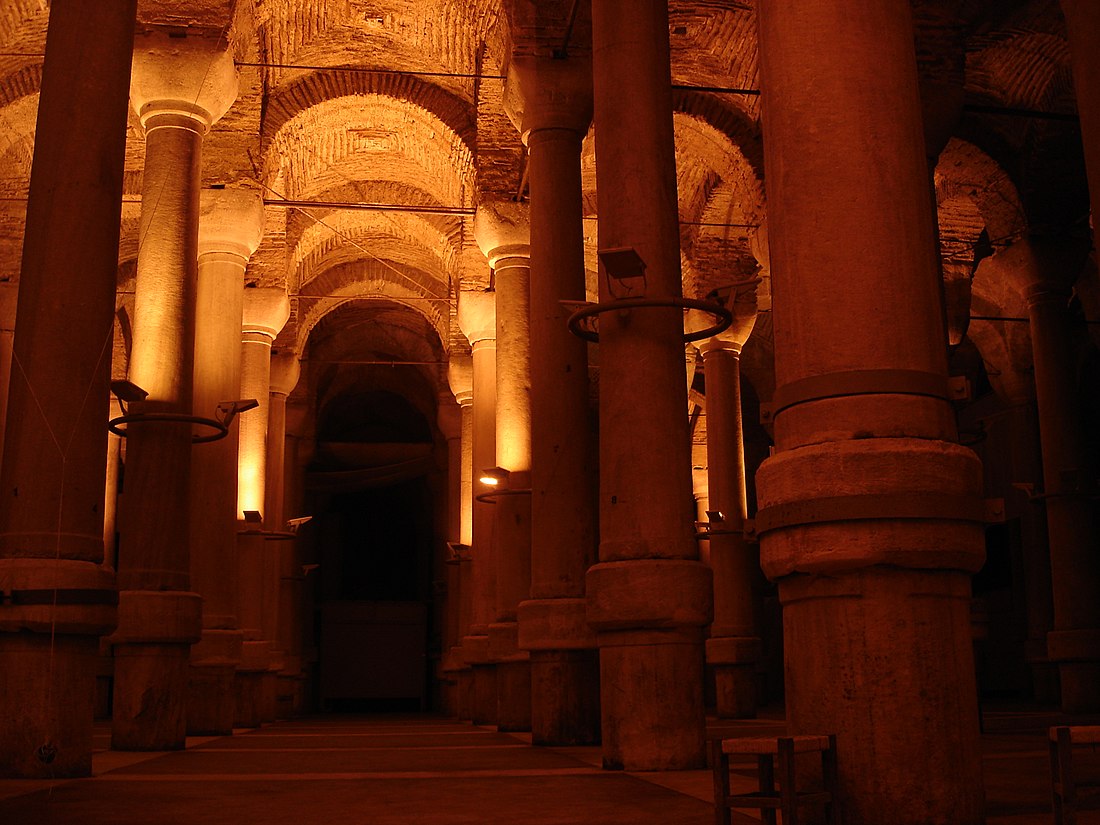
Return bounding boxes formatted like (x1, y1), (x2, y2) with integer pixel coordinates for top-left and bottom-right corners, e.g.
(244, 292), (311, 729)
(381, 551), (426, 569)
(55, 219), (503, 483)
(111, 33), (238, 751)
(0, 0), (135, 778)
(446, 356), (475, 719)
(507, 55), (601, 746)
(437, 393), (463, 715)
(456, 291), (498, 725)
(235, 288), (290, 726)
(0, 282), (16, 465)
(475, 203), (533, 732)
(699, 316), (761, 718)
(1062, 1), (1100, 225)
(588, 0), (712, 770)
(755, 1), (985, 821)
(187, 190), (263, 735)
(268, 350), (302, 718)
(984, 238), (1099, 710)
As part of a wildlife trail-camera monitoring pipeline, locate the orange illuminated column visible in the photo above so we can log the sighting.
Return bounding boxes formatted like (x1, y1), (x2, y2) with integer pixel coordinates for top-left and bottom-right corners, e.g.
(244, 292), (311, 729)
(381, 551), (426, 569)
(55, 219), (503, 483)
(475, 202), (533, 733)
(1062, 1), (1100, 224)
(588, 0), (712, 770)
(267, 350), (302, 718)
(0, 283), (15, 459)
(456, 290), (498, 725)
(982, 239), (1100, 711)
(0, 0), (135, 778)
(235, 287), (290, 725)
(187, 190), (264, 735)
(506, 55), (601, 746)
(445, 356), (475, 719)
(436, 390), (463, 715)
(697, 307), (760, 718)
(755, 1), (986, 822)
(110, 32), (238, 751)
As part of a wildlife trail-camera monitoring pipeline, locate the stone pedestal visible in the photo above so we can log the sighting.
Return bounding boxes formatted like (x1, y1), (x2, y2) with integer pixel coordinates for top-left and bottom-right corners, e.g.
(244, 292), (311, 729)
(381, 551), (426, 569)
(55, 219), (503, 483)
(589, 0), (711, 769)
(112, 32), (238, 751)
(755, 1), (986, 821)
(0, 0), (135, 778)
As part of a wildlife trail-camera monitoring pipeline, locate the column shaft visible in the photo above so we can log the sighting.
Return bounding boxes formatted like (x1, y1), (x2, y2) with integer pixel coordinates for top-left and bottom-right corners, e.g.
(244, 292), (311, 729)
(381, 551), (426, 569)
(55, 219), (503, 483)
(588, 0), (711, 770)
(0, 0), (135, 777)
(522, 125), (600, 745)
(1062, 1), (1100, 224)
(755, 1), (984, 822)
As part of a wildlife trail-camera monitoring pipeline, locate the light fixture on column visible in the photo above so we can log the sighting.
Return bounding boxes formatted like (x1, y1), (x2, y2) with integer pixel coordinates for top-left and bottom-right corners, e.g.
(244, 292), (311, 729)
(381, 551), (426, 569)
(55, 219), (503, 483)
(242, 510), (263, 524)
(215, 398), (259, 428)
(286, 516), (312, 534)
(478, 466), (509, 487)
(107, 378), (234, 444)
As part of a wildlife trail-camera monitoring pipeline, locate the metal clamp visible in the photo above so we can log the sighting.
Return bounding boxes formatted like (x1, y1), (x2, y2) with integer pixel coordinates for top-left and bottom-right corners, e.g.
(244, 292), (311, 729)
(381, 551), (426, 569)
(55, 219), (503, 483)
(753, 493), (1002, 536)
(108, 411), (229, 443)
(565, 296), (732, 343)
(760, 370), (969, 423)
(475, 488), (532, 505)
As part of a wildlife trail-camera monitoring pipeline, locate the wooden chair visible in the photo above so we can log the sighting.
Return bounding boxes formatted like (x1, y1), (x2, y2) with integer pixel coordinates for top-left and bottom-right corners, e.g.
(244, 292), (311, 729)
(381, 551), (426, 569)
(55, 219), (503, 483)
(1050, 725), (1100, 825)
(711, 734), (839, 825)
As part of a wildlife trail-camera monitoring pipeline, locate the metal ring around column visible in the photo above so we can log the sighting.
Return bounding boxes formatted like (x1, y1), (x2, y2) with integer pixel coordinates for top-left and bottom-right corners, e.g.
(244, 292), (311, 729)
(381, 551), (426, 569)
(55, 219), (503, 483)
(566, 297), (732, 343)
(474, 488), (533, 505)
(107, 412), (229, 444)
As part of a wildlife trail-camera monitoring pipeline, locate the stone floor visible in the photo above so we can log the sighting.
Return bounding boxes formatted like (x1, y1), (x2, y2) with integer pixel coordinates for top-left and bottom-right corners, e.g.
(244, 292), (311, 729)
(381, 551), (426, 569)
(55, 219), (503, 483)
(1, 708), (1098, 824)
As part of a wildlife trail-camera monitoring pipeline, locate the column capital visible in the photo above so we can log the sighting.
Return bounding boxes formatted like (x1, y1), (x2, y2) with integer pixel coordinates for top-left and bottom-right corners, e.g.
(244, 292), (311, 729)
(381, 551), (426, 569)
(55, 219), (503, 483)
(269, 349), (301, 396)
(448, 354), (474, 404)
(130, 30), (238, 131)
(242, 288), (290, 340)
(437, 395), (463, 439)
(504, 54), (593, 140)
(474, 200), (530, 267)
(457, 290), (497, 346)
(199, 189), (265, 260)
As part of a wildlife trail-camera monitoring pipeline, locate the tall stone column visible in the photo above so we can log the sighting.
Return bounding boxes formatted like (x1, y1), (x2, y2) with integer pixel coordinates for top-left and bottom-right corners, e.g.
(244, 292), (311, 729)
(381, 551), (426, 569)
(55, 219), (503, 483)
(0, 0), (135, 778)
(268, 350), (302, 718)
(112, 33), (238, 751)
(0, 282), (16, 464)
(588, 0), (712, 770)
(445, 357), (475, 719)
(984, 239), (1099, 710)
(755, 2), (985, 822)
(1062, 1), (1100, 225)
(235, 288), (290, 725)
(699, 316), (761, 718)
(187, 190), (263, 735)
(475, 203), (533, 732)
(457, 291), (498, 725)
(507, 56), (601, 746)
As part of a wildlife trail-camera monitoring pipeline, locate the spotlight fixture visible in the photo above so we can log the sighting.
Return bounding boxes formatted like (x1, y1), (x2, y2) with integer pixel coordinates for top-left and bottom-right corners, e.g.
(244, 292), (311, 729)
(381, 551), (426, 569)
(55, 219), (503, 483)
(242, 510), (263, 524)
(479, 467), (509, 487)
(286, 515), (313, 533)
(705, 510), (726, 523)
(110, 379), (149, 406)
(598, 246), (647, 281)
(216, 398), (259, 428)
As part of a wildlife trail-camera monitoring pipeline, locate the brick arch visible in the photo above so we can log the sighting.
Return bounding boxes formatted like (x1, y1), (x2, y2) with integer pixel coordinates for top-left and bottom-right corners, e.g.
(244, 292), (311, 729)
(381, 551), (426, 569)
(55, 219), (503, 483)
(265, 93), (475, 207)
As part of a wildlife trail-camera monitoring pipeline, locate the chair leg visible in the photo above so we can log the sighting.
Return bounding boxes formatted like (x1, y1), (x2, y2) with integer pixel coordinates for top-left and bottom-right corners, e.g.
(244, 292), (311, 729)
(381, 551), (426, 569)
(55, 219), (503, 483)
(822, 734), (840, 825)
(1057, 727), (1077, 825)
(779, 737), (798, 825)
(712, 740), (732, 825)
(1051, 732), (1064, 825)
(759, 753), (778, 825)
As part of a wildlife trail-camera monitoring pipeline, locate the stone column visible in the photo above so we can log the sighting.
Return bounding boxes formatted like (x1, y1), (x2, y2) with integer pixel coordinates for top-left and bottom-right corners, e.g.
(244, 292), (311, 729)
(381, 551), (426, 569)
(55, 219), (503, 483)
(268, 350), (302, 718)
(1062, 1), (1100, 226)
(755, 2), (985, 822)
(475, 203), (533, 732)
(507, 56), (601, 746)
(446, 356), (475, 719)
(0, 282), (17, 463)
(588, 0), (712, 770)
(111, 32), (237, 751)
(699, 317), (761, 718)
(187, 190), (263, 735)
(0, 0), (135, 778)
(437, 394), (463, 715)
(235, 288), (290, 725)
(456, 291), (498, 725)
(983, 239), (1100, 709)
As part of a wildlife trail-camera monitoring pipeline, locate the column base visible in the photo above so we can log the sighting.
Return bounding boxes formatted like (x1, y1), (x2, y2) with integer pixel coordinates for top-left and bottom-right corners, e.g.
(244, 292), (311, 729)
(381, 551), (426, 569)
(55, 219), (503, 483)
(0, 632), (98, 778)
(495, 660), (531, 732)
(276, 674), (296, 719)
(597, 629), (707, 770)
(187, 663), (237, 735)
(530, 649), (601, 745)
(1047, 629), (1100, 713)
(261, 670), (278, 722)
(714, 665), (757, 719)
(455, 667), (474, 720)
(111, 642), (189, 750)
(471, 664), (497, 726)
(234, 670), (264, 728)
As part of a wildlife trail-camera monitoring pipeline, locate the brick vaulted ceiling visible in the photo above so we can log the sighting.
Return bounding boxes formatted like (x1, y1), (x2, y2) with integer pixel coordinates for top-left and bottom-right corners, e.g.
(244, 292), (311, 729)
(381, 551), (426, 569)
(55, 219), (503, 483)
(0, 0), (1089, 426)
